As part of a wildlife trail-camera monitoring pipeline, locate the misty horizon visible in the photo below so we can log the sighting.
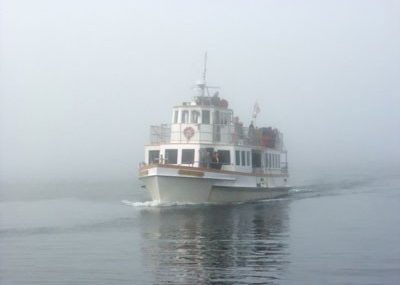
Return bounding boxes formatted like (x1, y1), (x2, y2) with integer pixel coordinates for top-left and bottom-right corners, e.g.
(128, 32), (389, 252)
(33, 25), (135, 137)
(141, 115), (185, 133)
(1, 0), (399, 184)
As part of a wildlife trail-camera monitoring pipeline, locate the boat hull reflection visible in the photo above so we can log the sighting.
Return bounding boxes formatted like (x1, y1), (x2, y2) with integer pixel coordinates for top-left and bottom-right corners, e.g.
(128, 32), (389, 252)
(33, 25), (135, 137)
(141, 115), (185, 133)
(139, 200), (290, 284)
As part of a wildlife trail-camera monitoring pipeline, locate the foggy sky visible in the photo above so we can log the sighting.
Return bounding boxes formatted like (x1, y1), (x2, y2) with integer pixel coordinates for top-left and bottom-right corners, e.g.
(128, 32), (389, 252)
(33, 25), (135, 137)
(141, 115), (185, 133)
(1, 0), (399, 183)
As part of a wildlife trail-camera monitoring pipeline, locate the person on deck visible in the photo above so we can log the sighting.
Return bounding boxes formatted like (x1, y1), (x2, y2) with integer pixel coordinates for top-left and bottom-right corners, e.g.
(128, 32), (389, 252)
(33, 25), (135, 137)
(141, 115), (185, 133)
(211, 152), (222, 170)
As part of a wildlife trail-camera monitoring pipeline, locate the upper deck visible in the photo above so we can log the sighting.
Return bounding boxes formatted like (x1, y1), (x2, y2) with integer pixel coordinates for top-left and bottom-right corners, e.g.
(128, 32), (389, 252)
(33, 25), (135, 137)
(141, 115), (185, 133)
(142, 55), (288, 174)
(149, 94), (284, 151)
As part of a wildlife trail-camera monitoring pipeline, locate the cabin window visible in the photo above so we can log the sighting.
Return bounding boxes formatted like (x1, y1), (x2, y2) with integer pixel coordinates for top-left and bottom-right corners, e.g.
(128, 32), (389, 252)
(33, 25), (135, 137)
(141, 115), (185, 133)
(181, 149), (195, 164)
(181, 110), (189, 123)
(213, 110), (220, 124)
(165, 149), (177, 164)
(278, 155), (281, 168)
(235, 150), (240, 166)
(191, 110), (200, 123)
(217, 150), (231, 165)
(251, 150), (262, 168)
(241, 151), (246, 166)
(220, 112), (226, 124)
(221, 113), (226, 124)
(221, 112), (232, 125)
(246, 151), (250, 166)
(214, 125), (221, 142)
(148, 150), (160, 164)
(173, 110), (178, 124)
(202, 110), (210, 124)
(267, 153), (271, 168)
(227, 112), (232, 124)
(265, 153), (268, 169)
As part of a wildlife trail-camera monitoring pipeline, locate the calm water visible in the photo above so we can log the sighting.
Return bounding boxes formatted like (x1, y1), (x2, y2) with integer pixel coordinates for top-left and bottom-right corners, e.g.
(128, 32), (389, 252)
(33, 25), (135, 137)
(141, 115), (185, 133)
(1, 174), (400, 284)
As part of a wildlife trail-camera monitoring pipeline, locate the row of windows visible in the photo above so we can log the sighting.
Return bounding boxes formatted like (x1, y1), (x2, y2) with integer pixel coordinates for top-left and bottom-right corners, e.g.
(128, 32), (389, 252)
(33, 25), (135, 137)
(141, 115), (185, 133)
(235, 150), (251, 166)
(149, 149), (281, 168)
(236, 150), (280, 168)
(149, 149), (195, 165)
(173, 109), (232, 125)
(149, 149), (232, 165)
(266, 153), (281, 169)
(174, 110), (209, 124)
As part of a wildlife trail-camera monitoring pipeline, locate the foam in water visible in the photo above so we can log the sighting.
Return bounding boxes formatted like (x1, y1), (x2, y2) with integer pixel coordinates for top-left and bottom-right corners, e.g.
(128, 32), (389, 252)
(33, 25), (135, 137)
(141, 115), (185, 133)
(121, 200), (161, 207)
(289, 187), (310, 193)
(121, 200), (205, 207)
(121, 197), (290, 207)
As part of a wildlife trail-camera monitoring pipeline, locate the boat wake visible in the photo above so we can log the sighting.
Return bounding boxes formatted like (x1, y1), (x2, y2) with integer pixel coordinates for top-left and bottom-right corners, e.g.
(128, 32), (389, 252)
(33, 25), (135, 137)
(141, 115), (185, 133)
(121, 197), (291, 207)
(121, 200), (203, 207)
(121, 200), (161, 207)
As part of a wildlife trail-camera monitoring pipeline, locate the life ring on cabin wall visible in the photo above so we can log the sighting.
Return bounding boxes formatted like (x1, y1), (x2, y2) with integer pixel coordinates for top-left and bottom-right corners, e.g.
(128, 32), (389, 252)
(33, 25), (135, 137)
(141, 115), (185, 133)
(183, 127), (195, 140)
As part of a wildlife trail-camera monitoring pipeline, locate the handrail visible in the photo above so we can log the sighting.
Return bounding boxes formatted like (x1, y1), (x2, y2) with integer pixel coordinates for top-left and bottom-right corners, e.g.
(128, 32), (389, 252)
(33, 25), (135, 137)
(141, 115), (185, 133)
(148, 123), (285, 150)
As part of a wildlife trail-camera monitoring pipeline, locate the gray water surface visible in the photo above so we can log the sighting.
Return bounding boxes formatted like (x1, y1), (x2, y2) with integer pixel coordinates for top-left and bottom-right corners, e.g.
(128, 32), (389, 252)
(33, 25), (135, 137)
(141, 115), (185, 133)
(1, 175), (399, 284)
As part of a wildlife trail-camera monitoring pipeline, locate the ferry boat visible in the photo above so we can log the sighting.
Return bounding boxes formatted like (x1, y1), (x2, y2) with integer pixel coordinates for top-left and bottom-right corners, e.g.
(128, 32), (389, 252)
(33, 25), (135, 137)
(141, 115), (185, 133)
(139, 58), (290, 203)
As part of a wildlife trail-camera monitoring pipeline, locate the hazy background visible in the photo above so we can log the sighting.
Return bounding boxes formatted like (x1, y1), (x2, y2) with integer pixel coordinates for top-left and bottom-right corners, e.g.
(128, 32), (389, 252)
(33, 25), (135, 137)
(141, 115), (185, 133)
(1, 0), (399, 185)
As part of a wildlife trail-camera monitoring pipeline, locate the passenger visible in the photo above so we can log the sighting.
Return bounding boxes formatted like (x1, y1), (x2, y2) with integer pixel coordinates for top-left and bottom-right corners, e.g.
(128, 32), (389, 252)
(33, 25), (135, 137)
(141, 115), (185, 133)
(216, 152), (222, 170)
(211, 152), (222, 170)
(211, 152), (216, 168)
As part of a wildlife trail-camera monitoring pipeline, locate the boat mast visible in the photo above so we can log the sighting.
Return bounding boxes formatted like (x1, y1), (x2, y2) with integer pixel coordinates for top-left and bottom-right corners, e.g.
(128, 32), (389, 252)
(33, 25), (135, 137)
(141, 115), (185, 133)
(196, 52), (219, 97)
(202, 52), (208, 96)
(203, 52), (207, 84)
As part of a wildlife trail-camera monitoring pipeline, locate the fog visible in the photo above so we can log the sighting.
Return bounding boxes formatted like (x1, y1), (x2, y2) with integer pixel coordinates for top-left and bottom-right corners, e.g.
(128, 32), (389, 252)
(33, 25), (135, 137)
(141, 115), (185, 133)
(1, 0), (399, 184)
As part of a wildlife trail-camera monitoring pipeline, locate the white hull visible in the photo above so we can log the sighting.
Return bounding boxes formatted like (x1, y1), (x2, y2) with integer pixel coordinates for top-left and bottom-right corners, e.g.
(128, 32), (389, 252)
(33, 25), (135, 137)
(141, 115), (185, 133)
(139, 165), (290, 203)
(209, 185), (289, 203)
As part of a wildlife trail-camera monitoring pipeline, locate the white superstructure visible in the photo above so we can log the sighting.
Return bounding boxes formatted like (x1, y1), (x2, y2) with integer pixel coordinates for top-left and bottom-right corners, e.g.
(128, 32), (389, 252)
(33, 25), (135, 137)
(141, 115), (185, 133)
(139, 57), (290, 203)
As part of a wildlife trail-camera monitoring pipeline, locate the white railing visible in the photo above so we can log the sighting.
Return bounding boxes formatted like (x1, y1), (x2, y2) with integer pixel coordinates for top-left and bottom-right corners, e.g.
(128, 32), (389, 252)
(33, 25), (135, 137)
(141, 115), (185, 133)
(148, 123), (284, 150)
(150, 124), (171, 144)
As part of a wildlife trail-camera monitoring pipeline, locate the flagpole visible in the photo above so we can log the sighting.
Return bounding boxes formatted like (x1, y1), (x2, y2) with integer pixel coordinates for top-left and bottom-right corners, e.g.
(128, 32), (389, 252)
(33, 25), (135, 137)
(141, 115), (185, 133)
(252, 102), (260, 127)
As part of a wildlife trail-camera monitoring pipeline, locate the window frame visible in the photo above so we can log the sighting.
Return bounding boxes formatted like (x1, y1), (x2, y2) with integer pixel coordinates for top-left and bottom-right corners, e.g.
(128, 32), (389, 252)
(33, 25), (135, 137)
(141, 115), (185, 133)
(217, 150), (231, 165)
(235, 150), (240, 166)
(181, 110), (189, 123)
(191, 110), (200, 123)
(202, 110), (210, 124)
(148, 150), (160, 164)
(165, 149), (178, 164)
(181, 149), (195, 164)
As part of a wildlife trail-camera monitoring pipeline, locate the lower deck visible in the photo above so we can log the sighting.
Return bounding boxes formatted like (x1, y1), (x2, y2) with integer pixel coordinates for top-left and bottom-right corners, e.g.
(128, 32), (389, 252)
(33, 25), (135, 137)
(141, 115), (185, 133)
(139, 164), (290, 203)
(144, 143), (288, 175)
